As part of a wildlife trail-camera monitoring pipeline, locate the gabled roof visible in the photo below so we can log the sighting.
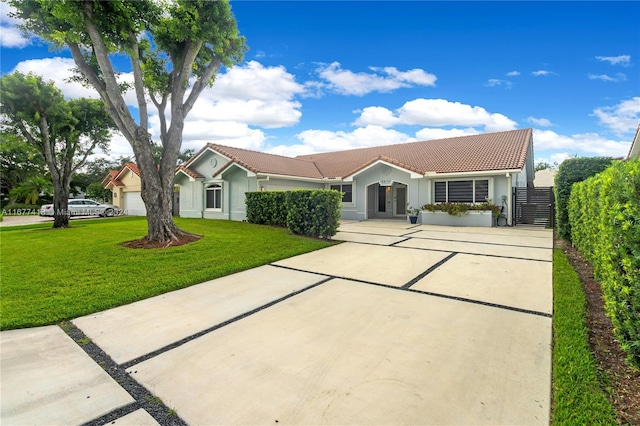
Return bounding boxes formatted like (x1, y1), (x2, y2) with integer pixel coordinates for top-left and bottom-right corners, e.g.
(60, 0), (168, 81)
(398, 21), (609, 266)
(628, 124), (640, 160)
(102, 162), (141, 189)
(186, 143), (323, 179)
(178, 128), (533, 181)
(298, 129), (532, 178)
(176, 164), (205, 180)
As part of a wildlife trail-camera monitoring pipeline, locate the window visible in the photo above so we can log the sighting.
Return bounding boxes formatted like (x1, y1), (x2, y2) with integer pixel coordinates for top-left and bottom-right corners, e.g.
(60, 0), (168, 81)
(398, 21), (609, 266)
(330, 184), (353, 202)
(206, 184), (222, 209)
(433, 179), (489, 203)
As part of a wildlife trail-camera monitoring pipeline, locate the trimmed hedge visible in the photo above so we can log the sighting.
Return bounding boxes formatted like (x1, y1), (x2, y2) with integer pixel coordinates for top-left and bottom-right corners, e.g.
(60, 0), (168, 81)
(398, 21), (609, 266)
(245, 191), (288, 226)
(568, 159), (640, 367)
(246, 189), (342, 238)
(555, 157), (614, 241)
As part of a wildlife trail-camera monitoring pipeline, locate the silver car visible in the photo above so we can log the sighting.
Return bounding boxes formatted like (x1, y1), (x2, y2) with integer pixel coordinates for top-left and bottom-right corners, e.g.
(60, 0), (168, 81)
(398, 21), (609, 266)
(39, 199), (121, 217)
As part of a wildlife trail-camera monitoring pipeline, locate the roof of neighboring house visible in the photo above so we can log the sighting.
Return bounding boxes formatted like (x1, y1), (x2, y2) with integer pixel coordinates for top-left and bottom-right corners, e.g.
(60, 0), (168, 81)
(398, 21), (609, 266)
(628, 124), (640, 160)
(102, 162), (141, 189)
(180, 128), (533, 180)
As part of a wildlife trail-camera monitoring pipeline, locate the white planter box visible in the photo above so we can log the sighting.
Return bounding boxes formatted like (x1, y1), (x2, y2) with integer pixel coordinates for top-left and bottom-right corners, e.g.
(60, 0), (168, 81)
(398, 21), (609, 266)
(420, 210), (494, 227)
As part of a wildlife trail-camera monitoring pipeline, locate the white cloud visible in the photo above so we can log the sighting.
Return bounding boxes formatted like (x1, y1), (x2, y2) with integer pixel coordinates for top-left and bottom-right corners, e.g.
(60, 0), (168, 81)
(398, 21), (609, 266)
(485, 79), (512, 88)
(532, 70), (554, 76)
(353, 106), (399, 128)
(354, 98), (517, 132)
(592, 97), (640, 135)
(533, 129), (631, 157)
(415, 127), (480, 140)
(506, 71), (520, 77)
(526, 117), (553, 127)
(12, 57), (100, 99)
(587, 73), (626, 82)
(268, 125), (415, 157)
(595, 55), (631, 66)
(315, 62), (436, 96)
(0, 3), (31, 48)
(206, 61), (304, 102)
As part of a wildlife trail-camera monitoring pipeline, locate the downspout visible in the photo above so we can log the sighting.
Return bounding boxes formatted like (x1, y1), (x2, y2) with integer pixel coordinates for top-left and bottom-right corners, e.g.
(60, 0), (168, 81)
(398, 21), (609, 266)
(506, 173), (513, 226)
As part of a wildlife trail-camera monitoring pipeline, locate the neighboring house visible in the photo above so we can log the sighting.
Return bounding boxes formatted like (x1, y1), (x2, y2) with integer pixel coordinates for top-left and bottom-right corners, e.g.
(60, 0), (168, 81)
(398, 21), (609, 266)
(628, 124), (640, 160)
(175, 128), (535, 225)
(533, 168), (557, 187)
(102, 162), (146, 216)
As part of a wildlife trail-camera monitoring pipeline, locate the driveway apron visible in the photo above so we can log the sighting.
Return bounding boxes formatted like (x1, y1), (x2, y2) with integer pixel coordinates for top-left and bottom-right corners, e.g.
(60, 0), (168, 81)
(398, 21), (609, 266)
(1, 221), (553, 425)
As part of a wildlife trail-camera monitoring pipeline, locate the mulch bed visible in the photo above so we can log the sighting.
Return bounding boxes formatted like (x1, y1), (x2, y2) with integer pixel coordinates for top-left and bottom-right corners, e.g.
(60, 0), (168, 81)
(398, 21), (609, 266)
(555, 236), (640, 424)
(121, 234), (202, 249)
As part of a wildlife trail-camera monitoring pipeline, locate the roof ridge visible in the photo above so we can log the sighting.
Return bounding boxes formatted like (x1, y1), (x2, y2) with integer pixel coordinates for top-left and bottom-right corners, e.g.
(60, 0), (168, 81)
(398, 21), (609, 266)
(209, 143), (317, 164)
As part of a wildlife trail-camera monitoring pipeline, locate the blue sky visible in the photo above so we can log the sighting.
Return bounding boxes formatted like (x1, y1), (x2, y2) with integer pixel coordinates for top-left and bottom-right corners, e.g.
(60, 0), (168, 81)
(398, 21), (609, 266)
(1, 1), (639, 165)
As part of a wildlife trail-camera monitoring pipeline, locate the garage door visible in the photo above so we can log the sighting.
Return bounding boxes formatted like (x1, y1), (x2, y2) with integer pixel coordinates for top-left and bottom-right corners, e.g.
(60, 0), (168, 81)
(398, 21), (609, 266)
(123, 192), (146, 216)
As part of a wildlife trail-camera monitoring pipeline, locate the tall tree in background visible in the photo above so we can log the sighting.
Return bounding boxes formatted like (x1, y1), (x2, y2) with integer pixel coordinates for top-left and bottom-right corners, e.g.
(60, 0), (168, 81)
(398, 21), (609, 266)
(0, 132), (46, 201)
(10, 0), (247, 243)
(0, 72), (116, 228)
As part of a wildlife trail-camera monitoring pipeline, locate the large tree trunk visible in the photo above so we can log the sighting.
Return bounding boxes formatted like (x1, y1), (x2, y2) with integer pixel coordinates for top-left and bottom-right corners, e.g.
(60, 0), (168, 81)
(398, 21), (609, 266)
(52, 184), (70, 229)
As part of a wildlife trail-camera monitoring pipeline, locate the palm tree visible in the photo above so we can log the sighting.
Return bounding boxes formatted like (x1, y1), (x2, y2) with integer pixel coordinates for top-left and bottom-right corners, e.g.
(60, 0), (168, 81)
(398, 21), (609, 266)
(8, 176), (53, 205)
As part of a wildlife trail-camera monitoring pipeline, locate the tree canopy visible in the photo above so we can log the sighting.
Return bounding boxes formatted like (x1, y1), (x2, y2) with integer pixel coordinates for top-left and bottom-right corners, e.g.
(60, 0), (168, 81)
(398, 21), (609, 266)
(0, 71), (116, 227)
(10, 0), (247, 242)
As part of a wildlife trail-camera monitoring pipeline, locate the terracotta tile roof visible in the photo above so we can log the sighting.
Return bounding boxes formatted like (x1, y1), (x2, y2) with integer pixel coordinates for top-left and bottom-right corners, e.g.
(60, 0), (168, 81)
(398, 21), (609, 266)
(206, 143), (323, 179)
(298, 129), (533, 178)
(123, 162), (140, 176)
(176, 165), (205, 179)
(101, 169), (119, 184)
(179, 129), (532, 181)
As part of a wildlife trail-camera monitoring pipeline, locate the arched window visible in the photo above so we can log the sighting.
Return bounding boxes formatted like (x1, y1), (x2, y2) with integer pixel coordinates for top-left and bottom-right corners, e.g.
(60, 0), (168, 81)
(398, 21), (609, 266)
(206, 184), (222, 209)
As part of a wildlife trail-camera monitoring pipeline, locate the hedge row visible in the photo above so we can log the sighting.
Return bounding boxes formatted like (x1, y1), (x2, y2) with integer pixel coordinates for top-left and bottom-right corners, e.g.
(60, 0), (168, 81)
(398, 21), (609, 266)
(246, 190), (342, 238)
(555, 157), (614, 241)
(568, 159), (640, 367)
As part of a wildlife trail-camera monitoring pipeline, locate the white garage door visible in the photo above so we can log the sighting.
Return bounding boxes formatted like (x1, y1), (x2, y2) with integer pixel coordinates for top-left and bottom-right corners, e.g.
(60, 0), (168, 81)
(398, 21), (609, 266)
(123, 192), (146, 216)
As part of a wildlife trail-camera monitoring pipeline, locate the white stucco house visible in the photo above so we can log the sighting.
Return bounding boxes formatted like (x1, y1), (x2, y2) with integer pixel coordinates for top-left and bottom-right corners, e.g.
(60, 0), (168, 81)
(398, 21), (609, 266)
(175, 128), (535, 226)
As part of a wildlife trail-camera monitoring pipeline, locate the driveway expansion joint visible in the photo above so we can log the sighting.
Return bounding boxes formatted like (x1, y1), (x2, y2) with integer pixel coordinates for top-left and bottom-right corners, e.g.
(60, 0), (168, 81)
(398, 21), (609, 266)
(61, 322), (188, 426)
(411, 235), (551, 250)
(272, 263), (552, 318)
(121, 277), (333, 369)
(402, 252), (458, 289)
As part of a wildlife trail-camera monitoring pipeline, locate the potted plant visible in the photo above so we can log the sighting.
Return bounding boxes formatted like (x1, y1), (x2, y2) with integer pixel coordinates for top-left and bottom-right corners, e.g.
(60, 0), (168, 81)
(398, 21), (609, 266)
(407, 204), (420, 224)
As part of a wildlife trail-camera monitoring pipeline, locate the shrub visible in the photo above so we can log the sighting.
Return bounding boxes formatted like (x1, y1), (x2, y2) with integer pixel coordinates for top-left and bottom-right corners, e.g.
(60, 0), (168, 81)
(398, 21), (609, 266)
(555, 157), (614, 241)
(247, 189), (342, 238)
(286, 190), (342, 238)
(568, 159), (640, 367)
(421, 202), (501, 217)
(245, 191), (288, 226)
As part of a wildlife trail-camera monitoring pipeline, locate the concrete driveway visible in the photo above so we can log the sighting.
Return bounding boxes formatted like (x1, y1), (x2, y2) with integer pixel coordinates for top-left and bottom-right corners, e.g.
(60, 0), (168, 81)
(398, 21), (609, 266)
(1, 221), (553, 425)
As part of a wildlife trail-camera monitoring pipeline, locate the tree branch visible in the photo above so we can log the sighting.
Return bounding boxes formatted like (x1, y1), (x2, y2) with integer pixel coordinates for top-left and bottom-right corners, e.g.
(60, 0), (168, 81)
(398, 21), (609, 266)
(183, 56), (222, 116)
(128, 33), (148, 131)
(68, 42), (135, 143)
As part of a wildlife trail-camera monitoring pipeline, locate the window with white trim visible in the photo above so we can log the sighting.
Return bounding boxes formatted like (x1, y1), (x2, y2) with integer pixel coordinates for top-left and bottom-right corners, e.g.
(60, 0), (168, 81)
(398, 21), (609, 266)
(330, 184), (353, 202)
(206, 184), (222, 209)
(434, 179), (489, 203)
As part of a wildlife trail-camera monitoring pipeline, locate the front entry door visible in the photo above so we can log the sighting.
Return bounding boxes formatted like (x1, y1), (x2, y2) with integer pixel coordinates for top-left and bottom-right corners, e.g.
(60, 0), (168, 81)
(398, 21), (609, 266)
(395, 186), (406, 215)
(377, 185), (392, 218)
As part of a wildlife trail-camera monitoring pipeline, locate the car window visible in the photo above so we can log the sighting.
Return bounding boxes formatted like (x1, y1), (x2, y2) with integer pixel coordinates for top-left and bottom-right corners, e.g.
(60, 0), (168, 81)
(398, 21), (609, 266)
(69, 200), (81, 205)
(85, 201), (99, 206)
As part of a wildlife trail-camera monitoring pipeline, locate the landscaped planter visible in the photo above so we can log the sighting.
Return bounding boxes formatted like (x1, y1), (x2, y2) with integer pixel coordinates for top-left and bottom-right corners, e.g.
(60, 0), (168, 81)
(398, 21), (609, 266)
(420, 210), (494, 227)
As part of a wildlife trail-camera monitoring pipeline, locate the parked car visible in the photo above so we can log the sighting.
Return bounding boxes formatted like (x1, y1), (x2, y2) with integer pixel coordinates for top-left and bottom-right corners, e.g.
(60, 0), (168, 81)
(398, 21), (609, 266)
(39, 199), (121, 217)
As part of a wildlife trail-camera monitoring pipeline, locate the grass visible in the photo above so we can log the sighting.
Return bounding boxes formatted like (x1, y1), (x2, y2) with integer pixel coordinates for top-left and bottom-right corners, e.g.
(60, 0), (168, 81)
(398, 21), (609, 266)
(0, 216), (334, 330)
(552, 249), (617, 425)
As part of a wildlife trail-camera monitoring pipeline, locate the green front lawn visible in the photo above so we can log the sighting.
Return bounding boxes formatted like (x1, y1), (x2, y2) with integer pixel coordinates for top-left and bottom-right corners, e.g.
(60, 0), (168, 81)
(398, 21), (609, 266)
(0, 217), (334, 330)
(552, 249), (617, 424)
